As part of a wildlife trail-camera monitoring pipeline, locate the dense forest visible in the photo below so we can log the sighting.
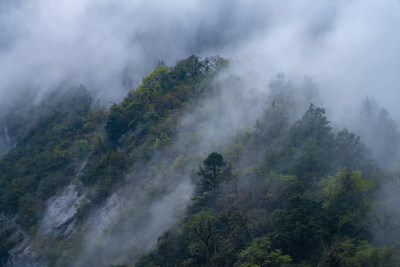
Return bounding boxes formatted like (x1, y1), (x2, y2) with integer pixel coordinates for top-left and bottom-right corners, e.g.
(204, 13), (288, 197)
(1, 55), (400, 266)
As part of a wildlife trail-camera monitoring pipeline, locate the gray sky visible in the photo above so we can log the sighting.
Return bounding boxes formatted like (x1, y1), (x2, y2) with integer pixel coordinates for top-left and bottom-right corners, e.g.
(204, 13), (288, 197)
(1, 0), (399, 121)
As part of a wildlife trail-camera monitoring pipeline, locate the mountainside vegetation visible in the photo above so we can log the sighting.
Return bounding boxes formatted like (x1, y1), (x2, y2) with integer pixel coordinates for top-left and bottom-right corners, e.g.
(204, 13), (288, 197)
(0, 55), (400, 266)
(136, 88), (400, 266)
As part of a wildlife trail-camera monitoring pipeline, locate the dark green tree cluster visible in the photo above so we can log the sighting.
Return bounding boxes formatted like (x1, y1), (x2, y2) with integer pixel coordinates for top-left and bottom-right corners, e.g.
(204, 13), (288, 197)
(105, 55), (227, 145)
(136, 98), (399, 266)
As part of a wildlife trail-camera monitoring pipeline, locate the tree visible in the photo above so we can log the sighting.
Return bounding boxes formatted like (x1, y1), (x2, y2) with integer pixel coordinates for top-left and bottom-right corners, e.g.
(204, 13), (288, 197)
(72, 139), (91, 161)
(333, 129), (369, 170)
(195, 152), (231, 209)
(357, 97), (400, 167)
(267, 73), (296, 110)
(186, 210), (217, 266)
(323, 168), (374, 238)
(105, 104), (127, 143)
(270, 190), (329, 261)
(320, 239), (400, 267)
(253, 98), (289, 149)
(208, 56), (229, 74)
(286, 104), (334, 183)
(237, 236), (292, 267)
(136, 66), (169, 100)
(290, 104), (333, 147)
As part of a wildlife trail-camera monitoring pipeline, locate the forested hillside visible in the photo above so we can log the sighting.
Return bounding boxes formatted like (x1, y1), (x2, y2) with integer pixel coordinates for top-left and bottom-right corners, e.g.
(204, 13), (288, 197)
(136, 76), (400, 266)
(1, 55), (400, 267)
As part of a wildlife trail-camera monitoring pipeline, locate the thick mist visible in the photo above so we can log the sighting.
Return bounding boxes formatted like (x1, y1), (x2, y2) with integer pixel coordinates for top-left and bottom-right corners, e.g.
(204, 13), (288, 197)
(1, 0), (399, 116)
(0, 0), (270, 107)
(2, 0), (400, 265)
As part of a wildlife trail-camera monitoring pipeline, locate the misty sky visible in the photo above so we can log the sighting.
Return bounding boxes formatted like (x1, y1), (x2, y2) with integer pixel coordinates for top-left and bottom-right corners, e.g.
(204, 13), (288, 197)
(1, 0), (400, 121)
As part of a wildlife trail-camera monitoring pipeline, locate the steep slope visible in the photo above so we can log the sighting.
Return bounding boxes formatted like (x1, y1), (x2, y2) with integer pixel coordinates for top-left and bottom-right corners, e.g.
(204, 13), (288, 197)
(1, 55), (400, 267)
(0, 55), (227, 266)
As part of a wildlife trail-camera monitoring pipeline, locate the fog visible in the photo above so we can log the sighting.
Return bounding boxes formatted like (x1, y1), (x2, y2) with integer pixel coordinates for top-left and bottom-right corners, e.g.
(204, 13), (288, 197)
(2, 0), (400, 265)
(69, 71), (273, 265)
(1, 0), (399, 117)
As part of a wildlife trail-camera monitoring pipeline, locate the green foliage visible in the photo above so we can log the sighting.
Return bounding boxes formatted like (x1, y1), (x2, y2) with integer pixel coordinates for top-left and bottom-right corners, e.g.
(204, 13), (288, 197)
(192, 152), (232, 210)
(291, 104), (333, 147)
(333, 129), (369, 170)
(254, 99), (289, 147)
(0, 87), (104, 229)
(286, 104), (334, 182)
(322, 169), (374, 238)
(137, 66), (169, 98)
(17, 193), (42, 228)
(2, 58), (399, 267)
(81, 151), (129, 204)
(197, 153), (231, 194)
(320, 238), (400, 267)
(270, 190), (329, 260)
(137, 96), (394, 266)
(237, 236), (292, 267)
(72, 139), (91, 160)
(105, 56), (223, 145)
(185, 210), (216, 265)
(105, 104), (127, 143)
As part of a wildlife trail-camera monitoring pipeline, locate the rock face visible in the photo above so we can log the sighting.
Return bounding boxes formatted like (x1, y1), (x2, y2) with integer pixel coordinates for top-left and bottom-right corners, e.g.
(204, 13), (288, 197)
(0, 214), (44, 267)
(87, 191), (127, 233)
(7, 236), (43, 267)
(3, 182), (84, 267)
(40, 182), (84, 237)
